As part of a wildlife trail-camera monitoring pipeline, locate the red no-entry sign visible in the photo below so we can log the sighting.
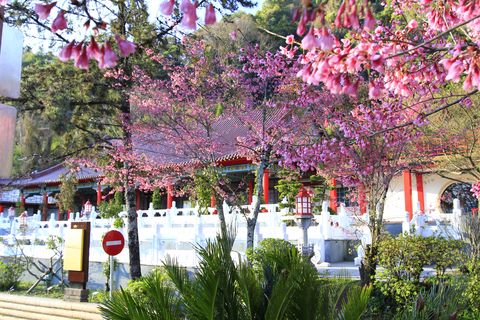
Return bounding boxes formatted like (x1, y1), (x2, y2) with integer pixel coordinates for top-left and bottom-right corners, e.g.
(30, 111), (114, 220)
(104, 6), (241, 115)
(102, 230), (125, 256)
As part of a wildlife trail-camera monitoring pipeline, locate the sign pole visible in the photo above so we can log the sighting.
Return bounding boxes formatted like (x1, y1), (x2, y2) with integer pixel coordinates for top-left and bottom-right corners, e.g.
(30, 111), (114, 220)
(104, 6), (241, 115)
(109, 254), (114, 300)
(102, 229), (125, 300)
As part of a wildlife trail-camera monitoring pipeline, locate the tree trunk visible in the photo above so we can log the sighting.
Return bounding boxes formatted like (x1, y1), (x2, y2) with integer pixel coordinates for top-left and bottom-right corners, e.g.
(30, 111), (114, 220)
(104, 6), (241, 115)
(125, 175), (142, 279)
(359, 191), (387, 286)
(359, 242), (378, 286)
(214, 193), (228, 238)
(246, 217), (256, 249)
(246, 147), (271, 249)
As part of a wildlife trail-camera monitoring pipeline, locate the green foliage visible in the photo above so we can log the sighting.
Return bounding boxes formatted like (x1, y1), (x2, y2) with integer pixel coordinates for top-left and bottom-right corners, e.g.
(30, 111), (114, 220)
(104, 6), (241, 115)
(101, 234), (371, 320)
(152, 188), (162, 210)
(275, 169), (302, 212)
(254, 0), (298, 50)
(376, 234), (465, 307)
(0, 259), (25, 291)
(99, 192), (124, 219)
(56, 173), (78, 214)
(310, 174), (328, 214)
(394, 282), (467, 320)
(189, 170), (217, 215)
(113, 217), (125, 229)
(461, 260), (480, 315)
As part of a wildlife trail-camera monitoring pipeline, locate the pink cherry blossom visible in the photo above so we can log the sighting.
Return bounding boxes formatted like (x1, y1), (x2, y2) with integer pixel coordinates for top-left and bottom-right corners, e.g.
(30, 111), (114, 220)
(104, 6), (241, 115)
(363, 8), (376, 31)
(58, 41), (75, 62)
(99, 42), (118, 69)
(71, 42), (83, 60)
(229, 30), (237, 41)
(51, 10), (67, 32)
(180, 0), (197, 30)
(318, 27), (335, 51)
(407, 19), (418, 29)
(159, 0), (174, 16)
(87, 37), (102, 61)
(74, 46), (89, 70)
(115, 35), (136, 57)
(301, 28), (319, 50)
(34, 2), (56, 20)
(286, 35), (295, 45)
(204, 3), (216, 25)
(0, 0), (7, 5)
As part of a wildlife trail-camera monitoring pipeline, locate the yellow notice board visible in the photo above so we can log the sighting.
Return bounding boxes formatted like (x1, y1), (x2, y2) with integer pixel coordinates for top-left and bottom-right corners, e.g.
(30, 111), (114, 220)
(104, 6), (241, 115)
(63, 228), (85, 271)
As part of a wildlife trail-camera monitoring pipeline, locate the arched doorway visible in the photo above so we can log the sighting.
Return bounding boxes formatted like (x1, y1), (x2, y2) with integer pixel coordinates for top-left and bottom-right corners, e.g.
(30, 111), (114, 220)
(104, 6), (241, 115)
(440, 182), (478, 214)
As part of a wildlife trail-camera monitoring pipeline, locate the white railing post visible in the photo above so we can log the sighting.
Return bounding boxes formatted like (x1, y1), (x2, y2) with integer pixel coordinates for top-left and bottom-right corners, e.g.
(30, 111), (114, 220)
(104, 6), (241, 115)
(321, 201), (331, 239)
(402, 211), (411, 234)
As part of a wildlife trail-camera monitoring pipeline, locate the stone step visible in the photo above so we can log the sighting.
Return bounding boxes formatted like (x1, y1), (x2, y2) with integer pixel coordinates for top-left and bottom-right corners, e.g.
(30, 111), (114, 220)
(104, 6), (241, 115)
(0, 307), (76, 320)
(0, 293), (102, 320)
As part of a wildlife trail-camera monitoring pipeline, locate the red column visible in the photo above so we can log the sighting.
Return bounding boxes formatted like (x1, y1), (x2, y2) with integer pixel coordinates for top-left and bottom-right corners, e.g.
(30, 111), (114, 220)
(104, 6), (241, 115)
(262, 169), (269, 204)
(210, 195), (216, 208)
(21, 193), (26, 208)
(329, 179), (338, 213)
(359, 184), (366, 215)
(167, 184), (173, 209)
(42, 192), (48, 221)
(248, 179), (254, 205)
(403, 170), (413, 221)
(135, 189), (141, 211)
(415, 173), (425, 213)
(0, 205), (4, 215)
(96, 182), (102, 206)
(210, 194), (218, 215)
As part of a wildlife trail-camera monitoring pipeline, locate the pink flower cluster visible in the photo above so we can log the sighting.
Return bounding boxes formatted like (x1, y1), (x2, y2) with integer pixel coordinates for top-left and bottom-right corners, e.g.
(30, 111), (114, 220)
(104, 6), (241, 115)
(34, 2), (136, 69)
(159, 0), (217, 28)
(57, 36), (135, 70)
(290, 0), (480, 106)
(471, 182), (480, 199)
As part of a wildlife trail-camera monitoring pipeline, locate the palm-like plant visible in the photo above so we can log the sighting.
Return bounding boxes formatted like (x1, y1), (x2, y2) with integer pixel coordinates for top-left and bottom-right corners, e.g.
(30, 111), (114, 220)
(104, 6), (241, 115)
(99, 232), (372, 320)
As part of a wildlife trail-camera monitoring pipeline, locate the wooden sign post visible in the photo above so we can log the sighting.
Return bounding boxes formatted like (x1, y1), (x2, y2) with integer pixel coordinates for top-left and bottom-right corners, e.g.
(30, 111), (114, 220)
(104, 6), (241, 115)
(63, 222), (91, 302)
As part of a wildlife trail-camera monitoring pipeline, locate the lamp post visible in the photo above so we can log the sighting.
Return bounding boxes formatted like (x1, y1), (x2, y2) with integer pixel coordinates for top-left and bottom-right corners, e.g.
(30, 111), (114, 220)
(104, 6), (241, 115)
(295, 187), (314, 257)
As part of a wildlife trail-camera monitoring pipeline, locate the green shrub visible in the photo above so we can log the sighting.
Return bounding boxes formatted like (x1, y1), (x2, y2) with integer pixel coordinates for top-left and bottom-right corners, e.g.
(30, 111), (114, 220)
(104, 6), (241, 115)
(0, 259), (25, 291)
(376, 234), (465, 307)
(461, 260), (480, 316)
(99, 192), (123, 219)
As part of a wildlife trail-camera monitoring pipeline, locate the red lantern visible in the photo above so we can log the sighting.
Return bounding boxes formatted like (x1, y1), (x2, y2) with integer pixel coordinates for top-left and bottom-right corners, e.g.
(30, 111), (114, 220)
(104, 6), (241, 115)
(295, 187), (312, 217)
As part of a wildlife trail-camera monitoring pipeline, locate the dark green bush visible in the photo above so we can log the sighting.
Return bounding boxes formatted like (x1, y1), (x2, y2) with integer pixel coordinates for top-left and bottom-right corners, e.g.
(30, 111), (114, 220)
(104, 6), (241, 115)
(0, 259), (25, 291)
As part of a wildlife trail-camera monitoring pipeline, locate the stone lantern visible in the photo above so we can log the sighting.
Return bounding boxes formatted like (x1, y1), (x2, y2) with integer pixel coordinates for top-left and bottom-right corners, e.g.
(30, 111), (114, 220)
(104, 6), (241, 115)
(295, 187), (314, 257)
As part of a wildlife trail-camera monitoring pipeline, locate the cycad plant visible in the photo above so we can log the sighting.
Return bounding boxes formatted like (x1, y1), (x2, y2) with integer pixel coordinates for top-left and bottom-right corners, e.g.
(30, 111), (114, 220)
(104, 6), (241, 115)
(99, 231), (371, 320)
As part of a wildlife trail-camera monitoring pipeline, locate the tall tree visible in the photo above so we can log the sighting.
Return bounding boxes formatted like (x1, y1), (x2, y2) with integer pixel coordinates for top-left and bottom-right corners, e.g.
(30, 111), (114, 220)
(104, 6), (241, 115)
(4, 0), (254, 279)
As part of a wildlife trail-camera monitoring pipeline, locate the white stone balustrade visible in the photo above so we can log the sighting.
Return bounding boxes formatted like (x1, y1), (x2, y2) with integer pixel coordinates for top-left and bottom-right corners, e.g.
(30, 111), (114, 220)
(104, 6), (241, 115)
(0, 199), (465, 267)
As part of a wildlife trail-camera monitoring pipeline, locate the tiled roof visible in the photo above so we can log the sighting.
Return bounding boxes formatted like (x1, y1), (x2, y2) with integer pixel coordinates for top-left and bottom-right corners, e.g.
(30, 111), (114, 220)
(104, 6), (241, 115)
(4, 164), (102, 187)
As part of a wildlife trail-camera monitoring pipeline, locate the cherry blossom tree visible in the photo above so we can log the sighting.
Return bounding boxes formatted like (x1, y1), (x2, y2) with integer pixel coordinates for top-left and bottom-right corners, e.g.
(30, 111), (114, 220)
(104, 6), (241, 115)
(266, 0), (480, 284)
(229, 46), (333, 248)
(280, 99), (423, 285)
